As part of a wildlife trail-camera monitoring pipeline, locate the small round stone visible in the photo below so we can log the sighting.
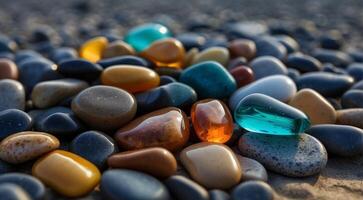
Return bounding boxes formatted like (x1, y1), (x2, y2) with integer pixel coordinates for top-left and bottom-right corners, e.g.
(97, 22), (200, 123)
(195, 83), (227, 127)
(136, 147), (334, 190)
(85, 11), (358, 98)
(229, 66), (254, 88)
(341, 90), (363, 108)
(80, 36), (108, 63)
(255, 37), (287, 60)
(228, 39), (256, 60)
(58, 59), (103, 82)
(165, 175), (209, 200)
(49, 47), (78, 64)
(249, 56), (288, 79)
(336, 109), (363, 129)
(0, 183), (31, 200)
(236, 155), (268, 182)
(0, 109), (32, 140)
(0, 79), (25, 111)
(347, 63), (363, 81)
(192, 47), (230, 66)
(0, 59), (18, 80)
(102, 40), (135, 58)
(231, 181), (275, 200)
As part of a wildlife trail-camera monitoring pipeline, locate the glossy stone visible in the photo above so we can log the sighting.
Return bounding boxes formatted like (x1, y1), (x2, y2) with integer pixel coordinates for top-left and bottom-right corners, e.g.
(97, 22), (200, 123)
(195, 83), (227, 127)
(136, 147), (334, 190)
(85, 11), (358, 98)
(115, 107), (189, 151)
(135, 82), (197, 114)
(0, 79), (25, 111)
(238, 132), (327, 177)
(313, 49), (352, 68)
(180, 142), (242, 189)
(286, 53), (322, 73)
(101, 169), (170, 200)
(322, 63), (347, 75)
(102, 40), (135, 58)
(98, 55), (150, 68)
(0, 109), (32, 140)
(296, 72), (354, 97)
(0, 35), (17, 53)
(192, 47), (230, 66)
(347, 63), (363, 81)
(249, 56), (288, 79)
(31, 79), (88, 108)
(274, 35), (299, 53)
(228, 39), (256, 60)
(176, 33), (206, 50)
(209, 190), (230, 200)
(180, 61), (237, 99)
(0, 183), (31, 200)
(35, 112), (83, 136)
(320, 31), (343, 50)
(231, 181), (275, 200)
(0, 59), (18, 79)
(108, 147), (177, 178)
(0, 173), (45, 200)
(80, 36), (108, 62)
(287, 68), (300, 81)
(101, 65), (160, 93)
(337, 109), (363, 129)
(30, 106), (73, 125)
(191, 99), (233, 143)
(229, 75), (296, 111)
(165, 175), (209, 200)
(229, 66), (254, 87)
(72, 86), (137, 131)
(140, 38), (185, 68)
(341, 90), (363, 108)
(236, 155), (268, 182)
(49, 47), (78, 64)
(225, 22), (268, 40)
(159, 75), (176, 85)
(307, 124), (363, 156)
(352, 79), (363, 90)
(32, 150), (101, 197)
(289, 89), (336, 125)
(255, 37), (287, 60)
(124, 23), (172, 53)
(58, 59), (103, 82)
(235, 93), (310, 135)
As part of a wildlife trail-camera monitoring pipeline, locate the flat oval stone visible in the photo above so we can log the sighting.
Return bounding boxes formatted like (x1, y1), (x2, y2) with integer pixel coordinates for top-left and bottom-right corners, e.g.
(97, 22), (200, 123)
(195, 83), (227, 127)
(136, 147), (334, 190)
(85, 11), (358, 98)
(209, 190), (230, 200)
(101, 169), (170, 200)
(274, 35), (299, 53)
(341, 90), (363, 108)
(32, 150), (101, 198)
(97, 55), (150, 68)
(229, 66), (254, 88)
(108, 147), (177, 178)
(0, 183), (30, 200)
(249, 56), (288, 79)
(238, 132), (327, 177)
(0, 109), (32, 140)
(296, 72), (354, 97)
(337, 109), (363, 129)
(191, 99), (233, 143)
(286, 53), (322, 73)
(231, 181), (275, 200)
(0, 131), (59, 164)
(234, 93), (310, 135)
(180, 61), (237, 99)
(35, 112), (83, 137)
(0, 79), (25, 111)
(289, 89), (336, 125)
(0, 59), (18, 80)
(115, 107), (189, 151)
(101, 65), (160, 93)
(228, 39), (256, 60)
(49, 47), (78, 64)
(255, 37), (287, 60)
(165, 175), (209, 200)
(58, 59), (103, 82)
(347, 63), (363, 81)
(124, 23), (172, 53)
(71, 131), (117, 169)
(229, 75), (296, 111)
(236, 155), (268, 182)
(0, 173), (45, 200)
(180, 142), (242, 189)
(72, 85), (137, 131)
(102, 40), (135, 58)
(313, 49), (352, 68)
(192, 47), (230, 66)
(136, 82), (197, 114)
(80, 36), (108, 63)
(31, 79), (88, 108)
(140, 38), (185, 68)
(306, 124), (363, 156)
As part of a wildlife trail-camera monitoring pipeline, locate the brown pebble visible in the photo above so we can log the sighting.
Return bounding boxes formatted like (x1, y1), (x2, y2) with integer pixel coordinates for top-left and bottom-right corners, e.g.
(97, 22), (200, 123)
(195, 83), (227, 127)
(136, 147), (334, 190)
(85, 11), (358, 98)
(228, 39), (256, 60)
(336, 109), (363, 129)
(102, 40), (135, 58)
(0, 59), (18, 80)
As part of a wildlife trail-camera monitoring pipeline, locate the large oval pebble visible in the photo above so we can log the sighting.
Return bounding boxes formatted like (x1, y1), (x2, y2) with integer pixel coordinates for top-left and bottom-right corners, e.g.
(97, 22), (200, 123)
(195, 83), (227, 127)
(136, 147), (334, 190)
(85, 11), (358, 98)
(0, 109), (32, 140)
(58, 59), (103, 82)
(249, 56), (287, 79)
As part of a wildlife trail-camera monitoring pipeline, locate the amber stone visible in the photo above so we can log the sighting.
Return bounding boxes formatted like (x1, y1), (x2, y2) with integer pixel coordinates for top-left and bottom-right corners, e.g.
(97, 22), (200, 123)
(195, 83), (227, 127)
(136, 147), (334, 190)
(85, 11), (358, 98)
(140, 38), (185, 68)
(107, 147), (177, 178)
(80, 36), (108, 62)
(32, 150), (101, 198)
(101, 65), (160, 93)
(229, 66), (255, 88)
(0, 59), (18, 80)
(191, 99), (233, 143)
(102, 40), (135, 59)
(115, 107), (189, 151)
(228, 39), (256, 60)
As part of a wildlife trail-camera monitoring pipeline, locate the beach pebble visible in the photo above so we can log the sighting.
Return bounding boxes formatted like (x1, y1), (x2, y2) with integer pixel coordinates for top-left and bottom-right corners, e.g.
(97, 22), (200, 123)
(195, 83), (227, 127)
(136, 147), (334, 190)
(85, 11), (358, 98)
(229, 66), (254, 87)
(347, 63), (363, 81)
(255, 37), (287, 60)
(192, 47), (230, 66)
(341, 90), (363, 108)
(35, 112), (84, 136)
(236, 155), (268, 182)
(336, 109), (363, 129)
(0, 79), (25, 111)
(79, 36), (108, 63)
(0, 109), (32, 140)
(165, 175), (209, 200)
(313, 49), (352, 68)
(0, 183), (30, 200)
(98, 55), (150, 68)
(231, 181), (275, 200)
(49, 47), (78, 64)
(58, 59), (103, 82)
(286, 53), (322, 73)
(102, 40), (135, 58)
(0, 59), (18, 80)
(249, 56), (288, 79)
(209, 190), (230, 200)
(228, 39), (256, 60)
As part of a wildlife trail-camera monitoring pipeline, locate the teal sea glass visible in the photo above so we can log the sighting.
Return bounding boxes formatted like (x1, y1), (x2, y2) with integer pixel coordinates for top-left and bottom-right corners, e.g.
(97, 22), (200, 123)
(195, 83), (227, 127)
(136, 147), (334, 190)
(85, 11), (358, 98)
(234, 93), (310, 135)
(124, 23), (172, 53)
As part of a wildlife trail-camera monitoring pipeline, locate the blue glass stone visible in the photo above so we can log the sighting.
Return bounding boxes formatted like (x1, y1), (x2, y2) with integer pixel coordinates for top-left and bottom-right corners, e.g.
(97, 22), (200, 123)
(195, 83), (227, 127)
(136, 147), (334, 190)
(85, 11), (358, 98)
(234, 93), (310, 135)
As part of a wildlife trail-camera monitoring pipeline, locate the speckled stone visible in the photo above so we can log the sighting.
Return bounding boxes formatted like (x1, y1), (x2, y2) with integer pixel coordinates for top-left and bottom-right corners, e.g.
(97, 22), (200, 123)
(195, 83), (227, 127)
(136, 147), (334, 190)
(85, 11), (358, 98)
(165, 175), (209, 200)
(249, 56), (288, 79)
(236, 155), (268, 182)
(231, 181), (275, 200)
(0, 109), (32, 140)
(336, 109), (363, 129)
(0, 79), (25, 111)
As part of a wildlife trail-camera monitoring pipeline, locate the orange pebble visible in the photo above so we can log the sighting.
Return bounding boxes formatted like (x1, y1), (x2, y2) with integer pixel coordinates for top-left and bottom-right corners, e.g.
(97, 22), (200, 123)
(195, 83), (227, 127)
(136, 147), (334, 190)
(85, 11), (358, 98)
(80, 36), (108, 62)
(191, 99), (233, 143)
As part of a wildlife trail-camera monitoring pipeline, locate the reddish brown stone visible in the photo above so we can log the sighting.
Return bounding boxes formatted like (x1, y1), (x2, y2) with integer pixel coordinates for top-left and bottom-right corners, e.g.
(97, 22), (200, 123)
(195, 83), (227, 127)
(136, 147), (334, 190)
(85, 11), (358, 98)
(0, 59), (18, 80)
(229, 66), (254, 87)
(228, 39), (256, 60)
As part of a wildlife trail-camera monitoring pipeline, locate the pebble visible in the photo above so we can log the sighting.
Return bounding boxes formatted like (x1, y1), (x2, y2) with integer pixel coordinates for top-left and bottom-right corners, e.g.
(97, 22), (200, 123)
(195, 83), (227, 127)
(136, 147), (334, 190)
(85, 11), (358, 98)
(0, 183), (31, 200)
(209, 190), (230, 200)
(31, 79), (89, 108)
(289, 89), (336, 125)
(0, 131), (59, 164)
(347, 63), (363, 81)
(313, 49), (352, 68)
(255, 37), (287, 60)
(159, 75), (176, 85)
(58, 59), (103, 82)
(79, 36), (108, 63)
(0, 79), (26, 111)
(165, 175), (209, 200)
(30, 106), (72, 124)
(286, 53), (322, 73)
(307, 124), (363, 156)
(0, 35), (17, 53)
(184, 48), (199, 66)
(115, 107), (189, 151)
(352, 79), (363, 90)
(336, 109), (363, 129)
(180, 61), (237, 99)
(341, 90), (363, 108)
(231, 181), (275, 200)
(227, 57), (248, 70)
(32, 150), (101, 197)
(176, 33), (206, 51)
(296, 72), (354, 97)
(322, 63), (347, 75)
(35, 112), (84, 136)
(97, 55), (150, 68)
(0, 173), (45, 200)
(71, 130), (118, 169)
(0, 109), (32, 140)
(180, 142), (242, 189)
(229, 66), (255, 87)
(229, 75), (296, 111)
(228, 39), (256, 60)
(108, 147), (176, 178)
(155, 67), (182, 79)
(102, 40), (135, 58)
(101, 65), (160, 93)
(236, 155), (268, 182)
(191, 99), (233, 143)
(287, 68), (300, 81)
(100, 169), (170, 200)
(238, 132), (327, 177)
(192, 47), (230, 66)
(0, 59), (18, 80)
(49, 47), (78, 64)
(274, 35), (299, 53)
(249, 56), (288, 79)
(71, 85), (137, 131)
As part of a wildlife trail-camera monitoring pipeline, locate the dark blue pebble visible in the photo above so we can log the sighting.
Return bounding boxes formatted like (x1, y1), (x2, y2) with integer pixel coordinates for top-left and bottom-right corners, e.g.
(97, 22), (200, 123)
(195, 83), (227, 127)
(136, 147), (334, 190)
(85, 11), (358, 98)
(307, 124), (363, 156)
(286, 53), (322, 73)
(50, 47), (78, 64)
(287, 68), (300, 82)
(255, 37), (287, 60)
(0, 52), (15, 60)
(322, 63), (347, 75)
(0, 35), (17, 53)
(250, 56), (287, 79)
(176, 33), (206, 51)
(58, 59), (103, 82)
(155, 67), (182, 79)
(159, 75), (177, 85)
(100, 169), (170, 200)
(352, 80), (363, 90)
(31, 42), (56, 56)
(0, 183), (30, 200)
(347, 63), (363, 81)
(165, 175), (209, 200)
(209, 190), (230, 200)
(0, 109), (32, 140)
(320, 32), (343, 50)
(29, 106), (73, 123)
(296, 72), (354, 97)
(231, 181), (274, 200)
(327, 98), (342, 110)
(30, 26), (57, 43)
(14, 50), (42, 65)
(70, 131), (118, 169)
(341, 90), (363, 108)
(0, 173), (45, 200)
(227, 57), (248, 71)
(313, 49), (352, 68)
(97, 55), (150, 68)
(274, 35), (299, 53)
(349, 50), (363, 63)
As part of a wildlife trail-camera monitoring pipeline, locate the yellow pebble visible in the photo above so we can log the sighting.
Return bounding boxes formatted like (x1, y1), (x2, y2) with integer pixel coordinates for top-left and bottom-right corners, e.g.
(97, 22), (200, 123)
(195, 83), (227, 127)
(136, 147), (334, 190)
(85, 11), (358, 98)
(80, 36), (108, 62)
(192, 47), (230, 66)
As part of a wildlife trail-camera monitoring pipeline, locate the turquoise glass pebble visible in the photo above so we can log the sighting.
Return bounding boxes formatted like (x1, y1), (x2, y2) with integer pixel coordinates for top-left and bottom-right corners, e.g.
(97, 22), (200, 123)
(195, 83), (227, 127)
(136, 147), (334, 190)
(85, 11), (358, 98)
(234, 93), (310, 135)
(124, 23), (172, 53)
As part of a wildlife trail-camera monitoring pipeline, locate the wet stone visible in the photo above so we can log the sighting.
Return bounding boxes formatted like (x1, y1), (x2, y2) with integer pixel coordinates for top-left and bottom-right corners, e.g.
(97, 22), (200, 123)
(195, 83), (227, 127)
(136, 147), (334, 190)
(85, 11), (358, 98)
(192, 47), (230, 66)
(80, 36), (108, 63)
(255, 37), (287, 60)
(228, 39), (256, 60)
(209, 190), (230, 200)
(0, 109), (32, 140)
(347, 63), (363, 81)
(49, 47), (78, 64)
(313, 49), (352, 68)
